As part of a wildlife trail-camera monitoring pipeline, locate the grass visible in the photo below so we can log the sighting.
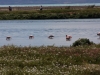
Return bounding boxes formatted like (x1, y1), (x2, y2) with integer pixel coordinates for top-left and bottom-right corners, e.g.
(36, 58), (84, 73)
(0, 44), (100, 75)
(0, 8), (100, 19)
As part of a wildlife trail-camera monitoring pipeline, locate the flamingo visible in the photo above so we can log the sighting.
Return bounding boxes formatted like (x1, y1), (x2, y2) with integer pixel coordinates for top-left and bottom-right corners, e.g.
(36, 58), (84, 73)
(48, 35), (54, 39)
(97, 32), (100, 38)
(29, 35), (34, 39)
(66, 35), (72, 40)
(6, 36), (11, 40)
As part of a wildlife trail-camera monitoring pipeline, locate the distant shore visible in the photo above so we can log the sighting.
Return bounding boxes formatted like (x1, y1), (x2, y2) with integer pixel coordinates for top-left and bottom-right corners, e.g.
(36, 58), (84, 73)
(0, 5), (100, 11)
(0, 5), (100, 19)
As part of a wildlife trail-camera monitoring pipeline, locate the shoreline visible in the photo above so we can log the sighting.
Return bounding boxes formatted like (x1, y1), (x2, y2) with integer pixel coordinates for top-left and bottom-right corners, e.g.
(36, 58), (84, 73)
(0, 5), (100, 11)
(0, 6), (100, 19)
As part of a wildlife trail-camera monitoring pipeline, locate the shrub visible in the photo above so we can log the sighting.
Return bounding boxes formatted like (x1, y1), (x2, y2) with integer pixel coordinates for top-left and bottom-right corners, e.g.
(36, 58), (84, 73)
(72, 38), (94, 47)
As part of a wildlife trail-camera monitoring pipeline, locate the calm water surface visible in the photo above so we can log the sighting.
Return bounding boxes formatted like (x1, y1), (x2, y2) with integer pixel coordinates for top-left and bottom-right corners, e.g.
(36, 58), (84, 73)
(0, 19), (100, 46)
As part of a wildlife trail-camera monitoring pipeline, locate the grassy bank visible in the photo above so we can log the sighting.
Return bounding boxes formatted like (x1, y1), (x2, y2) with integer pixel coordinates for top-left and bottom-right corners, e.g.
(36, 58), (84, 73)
(0, 44), (100, 75)
(0, 7), (100, 19)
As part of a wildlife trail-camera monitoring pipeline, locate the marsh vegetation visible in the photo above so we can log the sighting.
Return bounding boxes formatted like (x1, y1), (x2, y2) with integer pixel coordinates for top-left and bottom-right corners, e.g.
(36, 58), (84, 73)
(0, 39), (100, 75)
(0, 6), (100, 19)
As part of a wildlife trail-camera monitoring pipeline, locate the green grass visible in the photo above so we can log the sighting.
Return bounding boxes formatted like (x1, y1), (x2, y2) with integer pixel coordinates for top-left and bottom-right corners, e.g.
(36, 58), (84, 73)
(0, 44), (100, 75)
(0, 8), (100, 19)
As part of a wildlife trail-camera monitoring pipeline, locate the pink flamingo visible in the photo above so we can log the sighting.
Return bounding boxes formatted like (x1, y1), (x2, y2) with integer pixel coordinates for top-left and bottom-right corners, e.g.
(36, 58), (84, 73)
(6, 36), (11, 40)
(97, 32), (100, 38)
(66, 35), (72, 40)
(29, 35), (34, 39)
(48, 35), (54, 39)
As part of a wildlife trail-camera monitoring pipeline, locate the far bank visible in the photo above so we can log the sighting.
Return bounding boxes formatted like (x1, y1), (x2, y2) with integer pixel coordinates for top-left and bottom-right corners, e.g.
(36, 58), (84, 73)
(0, 6), (100, 19)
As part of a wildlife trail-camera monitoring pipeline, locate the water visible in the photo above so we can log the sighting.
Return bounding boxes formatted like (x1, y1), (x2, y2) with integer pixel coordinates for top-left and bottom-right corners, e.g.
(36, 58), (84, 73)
(0, 3), (100, 7)
(0, 19), (100, 46)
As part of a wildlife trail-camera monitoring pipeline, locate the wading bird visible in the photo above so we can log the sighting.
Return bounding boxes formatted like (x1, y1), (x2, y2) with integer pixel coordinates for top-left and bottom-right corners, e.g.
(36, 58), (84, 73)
(97, 32), (100, 38)
(6, 36), (11, 40)
(29, 35), (34, 39)
(66, 35), (72, 41)
(48, 35), (54, 39)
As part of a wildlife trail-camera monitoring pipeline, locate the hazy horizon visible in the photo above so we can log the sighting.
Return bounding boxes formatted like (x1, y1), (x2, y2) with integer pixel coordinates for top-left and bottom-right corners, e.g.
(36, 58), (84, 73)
(0, 0), (100, 5)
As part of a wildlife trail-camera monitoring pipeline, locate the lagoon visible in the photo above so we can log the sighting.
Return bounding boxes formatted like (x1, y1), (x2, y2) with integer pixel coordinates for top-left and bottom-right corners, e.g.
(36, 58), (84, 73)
(0, 19), (100, 46)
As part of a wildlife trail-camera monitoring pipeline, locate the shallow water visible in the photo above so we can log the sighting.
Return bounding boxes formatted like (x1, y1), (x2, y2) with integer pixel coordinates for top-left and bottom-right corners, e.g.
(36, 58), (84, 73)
(0, 19), (100, 46)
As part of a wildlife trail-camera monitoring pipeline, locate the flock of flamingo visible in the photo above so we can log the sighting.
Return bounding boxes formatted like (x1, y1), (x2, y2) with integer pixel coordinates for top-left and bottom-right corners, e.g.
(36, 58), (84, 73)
(6, 35), (72, 41)
(6, 32), (100, 41)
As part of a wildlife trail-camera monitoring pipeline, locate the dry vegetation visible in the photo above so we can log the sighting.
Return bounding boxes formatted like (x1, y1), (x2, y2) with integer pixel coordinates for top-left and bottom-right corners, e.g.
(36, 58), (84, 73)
(0, 43), (100, 75)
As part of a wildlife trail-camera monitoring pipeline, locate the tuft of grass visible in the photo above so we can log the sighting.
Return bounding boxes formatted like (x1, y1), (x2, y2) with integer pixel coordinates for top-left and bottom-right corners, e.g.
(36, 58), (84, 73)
(72, 38), (95, 47)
